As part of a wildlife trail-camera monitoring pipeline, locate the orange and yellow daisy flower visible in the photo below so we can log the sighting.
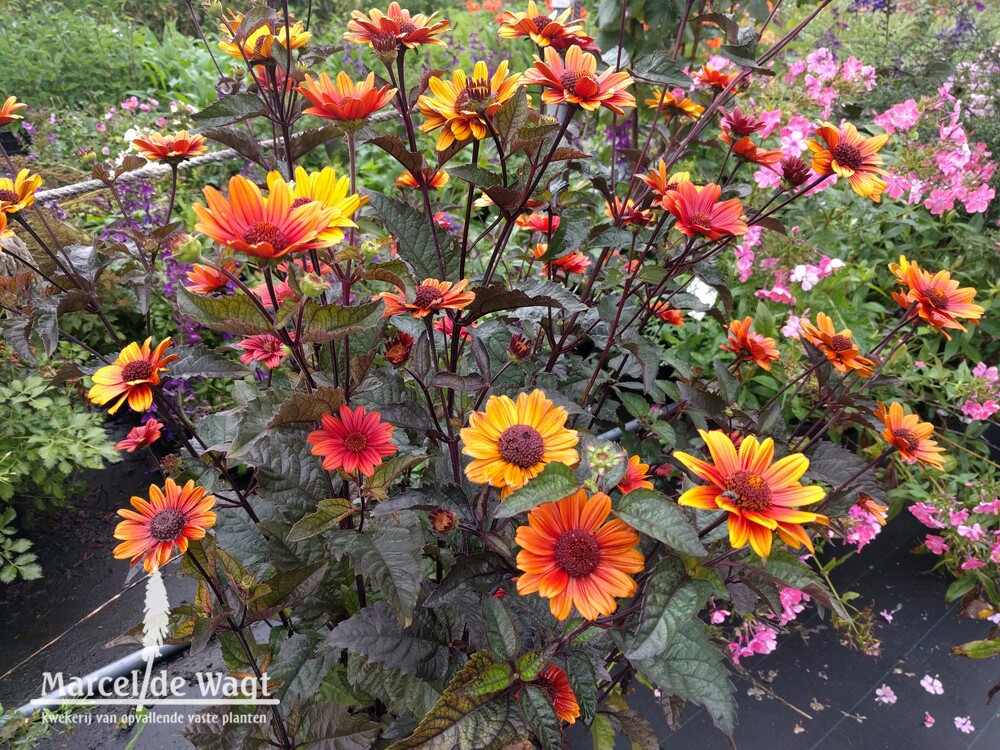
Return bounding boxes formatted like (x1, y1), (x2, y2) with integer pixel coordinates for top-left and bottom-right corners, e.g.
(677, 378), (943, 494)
(637, 160), (690, 201)
(345, 2), (449, 52)
(721, 317), (780, 371)
(0, 169), (42, 214)
(515, 488), (644, 619)
(662, 181), (747, 239)
(184, 263), (235, 295)
(798, 312), (876, 377)
(497, 0), (587, 48)
(516, 212), (559, 233)
(132, 131), (207, 164)
(374, 278), (476, 318)
(461, 389), (579, 496)
(724, 135), (784, 167)
(0, 96), (28, 127)
(649, 301), (684, 326)
(857, 493), (888, 526)
(535, 665), (581, 724)
(874, 402), (946, 471)
(115, 419), (164, 453)
(417, 61), (522, 151)
(693, 65), (735, 92)
(193, 174), (337, 259)
(545, 251), (591, 275)
(605, 197), (655, 227)
(219, 10), (311, 61)
(267, 166), (366, 246)
(617, 455), (653, 494)
(525, 45), (635, 115)
(89, 337), (179, 415)
(114, 478), (216, 572)
(297, 71), (397, 125)
(674, 430), (828, 558)
(808, 122), (888, 202)
(888, 256), (984, 339)
(308, 405), (398, 477)
(396, 167), (450, 190)
(644, 88), (704, 119)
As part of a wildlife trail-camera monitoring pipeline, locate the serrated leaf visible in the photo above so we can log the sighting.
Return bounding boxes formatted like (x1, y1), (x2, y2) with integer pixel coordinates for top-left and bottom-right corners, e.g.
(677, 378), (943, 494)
(615, 489), (707, 557)
(367, 134), (425, 174)
(177, 288), (272, 336)
(493, 463), (582, 519)
(247, 561), (328, 622)
(564, 652), (597, 723)
(626, 557), (713, 660)
(192, 92), (266, 129)
(388, 653), (521, 750)
(631, 51), (693, 87)
(299, 301), (384, 344)
(636, 620), (736, 737)
(493, 88), (528, 146)
(424, 553), (508, 607)
(519, 685), (562, 750)
(328, 516), (425, 626)
(328, 602), (452, 681)
(449, 164), (504, 189)
(365, 191), (458, 280)
(170, 348), (250, 379)
(712, 358), (740, 404)
(429, 372), (488, 392)
(483, 596), (520, 662)
(288, 498), (353, 542)
(546, 207), (590, 257)
(298, 702), (380, 749)
(463, 284), (566, 322)
(618, 390), (650, 420)
(266, 387), (345, 429)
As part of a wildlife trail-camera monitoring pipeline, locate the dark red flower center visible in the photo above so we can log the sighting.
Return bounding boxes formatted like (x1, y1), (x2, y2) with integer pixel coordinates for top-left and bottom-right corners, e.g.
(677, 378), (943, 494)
(148, 508), (186, 542)
(891, 427), (919, 452)
(498, 425), (545, 468)
(689, 213), (714, 232)
(428, 507), (458, 533)
(554, 528), (601, 578)
(559, 70), (598, 96)
(290, 196), (313, 209)
(413, 284), (445, 309)
(344, 431), (369, 454)
(467, 78), (492, 102)
(532, 15), (554, 33)
(0, 189), (19, 203)
(397, 20), (418, 34)
(724, 470), (772, 512)
(923, 287), (949, 309)
(831, 142), (864, 172)
(121, 359), (155, 382)
(386, 342), (409, 364)
(829, 334), (853, 352)
(242, 221), (288, 253)
(371, 32), (398, 52)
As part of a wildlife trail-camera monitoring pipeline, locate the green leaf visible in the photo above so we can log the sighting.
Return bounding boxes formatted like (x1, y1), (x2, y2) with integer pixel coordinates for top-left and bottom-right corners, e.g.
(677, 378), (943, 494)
(951, 638), (1000, 659)
(249, 429), (328, 518)
(564, 652), (597, 723)
(177, 288), (272, 336)
(287, 498), (353, 542)
(298, 702), (380, 749)
(546, 207), (591, 257)
(327, 602), (453, 681)
(192, 92), (266, 129)
(299, 301), (384, 344)
(493, 463), (582, 519)
(388, 653), (521, 750)
(266, 387), (345, 430)
(631, 51), (693, 87)
(626, 558), (712, 660)
(463, 284), (564, 322)
(712, 358), (740, 404)
(449, 164), (504, 189)
(365, 191), (458, 280)
(492, 87), (528, 146)
(636, 620), (736, 737)
(618, 390), (650, 420)
(247, 561), (328, 622)
(328, 515), (426, 626)
(346, 653), (442, 717)
(519, 685), (562, 750)
(591, 713), (616, 750)
(424, 552), (508, 607)
(170, 348), (250, 379)
(483, 596), (520, 662)
(616, 489), (707, 557)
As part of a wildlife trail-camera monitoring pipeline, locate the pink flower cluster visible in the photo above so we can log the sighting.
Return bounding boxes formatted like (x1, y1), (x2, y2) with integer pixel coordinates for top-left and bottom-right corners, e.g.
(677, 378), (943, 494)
(880, 89), (996, 215)
(910, 487), (1000, 570)
(962, 362), (999, 421)
(840, 504), (883, 551)
(783, 48), (876, 119)
(727, 620), (778, 664)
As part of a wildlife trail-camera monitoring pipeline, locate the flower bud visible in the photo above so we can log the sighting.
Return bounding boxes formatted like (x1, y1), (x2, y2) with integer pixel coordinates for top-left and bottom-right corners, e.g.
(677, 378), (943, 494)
(171, 234), (204, 264)
(508, 333), (532, 361)
(75, 146), (96, 164)
(428, 507), (458, 534)
(586, 441), (623, 478)
(384, 332), (414, 368)
(780, 155), (811, 189)
(299, 272), (329, 299)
